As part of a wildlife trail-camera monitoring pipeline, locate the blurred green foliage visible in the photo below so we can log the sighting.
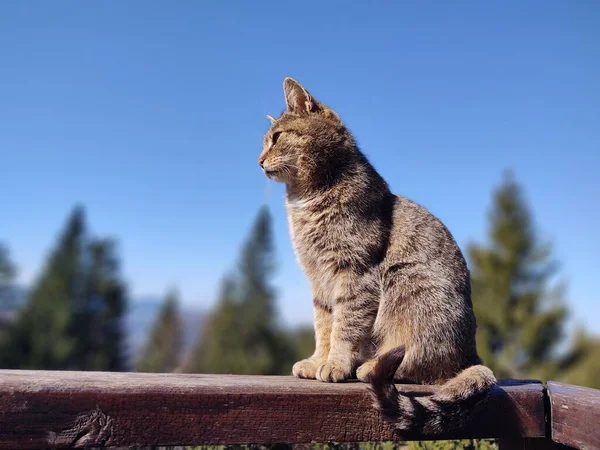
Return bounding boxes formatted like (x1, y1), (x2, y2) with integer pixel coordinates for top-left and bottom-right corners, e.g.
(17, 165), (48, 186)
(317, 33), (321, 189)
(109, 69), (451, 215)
(137, 288), (183, 373)
(0, 244), (16, 310)
(408, 440), (497, 450)
(469, 171), (599, 389)
(0, 206), (127, 371)
(180, 206), (298, 375)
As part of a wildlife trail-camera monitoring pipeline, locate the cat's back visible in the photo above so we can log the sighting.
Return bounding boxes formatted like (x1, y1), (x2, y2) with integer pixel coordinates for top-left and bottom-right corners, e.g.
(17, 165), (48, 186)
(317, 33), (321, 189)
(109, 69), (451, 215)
(386, 195), (469, 275)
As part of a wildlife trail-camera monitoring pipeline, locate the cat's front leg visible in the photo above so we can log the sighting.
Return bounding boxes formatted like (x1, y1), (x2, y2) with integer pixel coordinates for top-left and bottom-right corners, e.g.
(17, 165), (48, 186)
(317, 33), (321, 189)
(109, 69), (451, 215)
(292, 299), (331, 379)
(316, 289), (378, 382)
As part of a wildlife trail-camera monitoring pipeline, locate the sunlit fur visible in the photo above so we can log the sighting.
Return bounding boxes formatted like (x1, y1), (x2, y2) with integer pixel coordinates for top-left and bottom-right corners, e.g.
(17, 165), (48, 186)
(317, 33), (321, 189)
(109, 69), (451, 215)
(259, 78), (496, 436)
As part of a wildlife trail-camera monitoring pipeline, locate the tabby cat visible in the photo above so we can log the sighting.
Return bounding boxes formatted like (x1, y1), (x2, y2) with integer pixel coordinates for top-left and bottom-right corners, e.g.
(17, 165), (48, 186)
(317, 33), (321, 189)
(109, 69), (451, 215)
(258, 77), (496, 435)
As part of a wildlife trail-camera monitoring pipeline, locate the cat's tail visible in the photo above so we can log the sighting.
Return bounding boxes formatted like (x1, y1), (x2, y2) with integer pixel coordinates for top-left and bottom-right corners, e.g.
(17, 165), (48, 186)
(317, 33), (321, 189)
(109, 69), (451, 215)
(367, 345), (496, 436)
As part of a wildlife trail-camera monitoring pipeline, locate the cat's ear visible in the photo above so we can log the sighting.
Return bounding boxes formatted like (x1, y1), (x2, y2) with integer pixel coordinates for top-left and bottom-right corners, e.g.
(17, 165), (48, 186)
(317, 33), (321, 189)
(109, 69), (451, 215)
(283, 77), (341, 122)
(283, 77), (319, 115)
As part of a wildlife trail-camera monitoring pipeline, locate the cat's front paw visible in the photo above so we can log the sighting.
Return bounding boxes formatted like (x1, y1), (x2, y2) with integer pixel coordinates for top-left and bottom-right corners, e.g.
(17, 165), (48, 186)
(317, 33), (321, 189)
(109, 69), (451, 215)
(292, 358), (322, 379)
(316, 361), (351, 382)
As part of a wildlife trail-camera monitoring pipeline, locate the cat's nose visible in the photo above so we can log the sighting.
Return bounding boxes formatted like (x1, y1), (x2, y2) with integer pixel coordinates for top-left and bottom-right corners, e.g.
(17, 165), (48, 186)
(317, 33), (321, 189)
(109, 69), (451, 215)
(258, 158), (265, 169)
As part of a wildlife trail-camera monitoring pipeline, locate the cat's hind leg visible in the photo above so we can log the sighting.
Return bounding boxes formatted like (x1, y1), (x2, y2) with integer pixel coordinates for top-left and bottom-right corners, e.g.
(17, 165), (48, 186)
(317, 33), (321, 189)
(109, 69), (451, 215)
(356, 282), (414, 383)
(356, 340), (414, 383)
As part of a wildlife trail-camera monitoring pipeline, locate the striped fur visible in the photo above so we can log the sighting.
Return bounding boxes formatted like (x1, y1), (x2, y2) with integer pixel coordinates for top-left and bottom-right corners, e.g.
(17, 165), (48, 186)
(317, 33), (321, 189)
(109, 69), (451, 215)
(369, 345), (496, 435)
(258, 77), (496, 435)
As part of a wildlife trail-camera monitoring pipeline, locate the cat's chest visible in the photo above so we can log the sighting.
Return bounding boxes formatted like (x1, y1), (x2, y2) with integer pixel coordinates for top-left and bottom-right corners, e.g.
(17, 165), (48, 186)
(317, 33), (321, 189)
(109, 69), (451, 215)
(287, 204), (381, 306)
(286, 205), (352, 270)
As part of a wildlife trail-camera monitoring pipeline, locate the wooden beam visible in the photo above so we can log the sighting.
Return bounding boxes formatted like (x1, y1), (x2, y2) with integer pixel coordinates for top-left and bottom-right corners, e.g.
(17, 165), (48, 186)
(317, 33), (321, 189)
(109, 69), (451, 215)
(548, 381), (600, 450)
(0, 371), (545, 449)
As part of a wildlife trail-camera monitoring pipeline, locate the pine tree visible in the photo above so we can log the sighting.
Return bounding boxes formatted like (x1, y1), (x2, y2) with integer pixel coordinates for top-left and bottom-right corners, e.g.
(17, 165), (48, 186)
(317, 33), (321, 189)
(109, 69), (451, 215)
(0, 244), (16, 311)
(0, 208), (86, 369)
(235, 206), (293, 375)
(137, 288), (183, 373)
(0, 206), (128, 370)
(182, 276), (247, 373)
(76, 238), (128, 371)
(468, 171), (575, 381)
(182, 206), (294, 375)
(0, 244), (17, 340)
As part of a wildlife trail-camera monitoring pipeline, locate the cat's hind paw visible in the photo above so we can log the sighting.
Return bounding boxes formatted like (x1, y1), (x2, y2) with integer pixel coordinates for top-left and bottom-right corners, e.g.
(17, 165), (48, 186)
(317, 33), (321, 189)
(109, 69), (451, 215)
(356, 359), (378, 382)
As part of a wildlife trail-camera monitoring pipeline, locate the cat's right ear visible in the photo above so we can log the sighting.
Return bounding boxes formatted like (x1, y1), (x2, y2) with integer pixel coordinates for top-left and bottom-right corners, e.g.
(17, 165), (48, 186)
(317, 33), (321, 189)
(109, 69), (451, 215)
(283, 77), (319, 116)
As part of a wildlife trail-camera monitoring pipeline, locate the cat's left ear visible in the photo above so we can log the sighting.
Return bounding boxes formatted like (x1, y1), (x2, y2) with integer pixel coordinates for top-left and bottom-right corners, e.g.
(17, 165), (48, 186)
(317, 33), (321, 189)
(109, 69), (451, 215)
(283, 77), (320, 116)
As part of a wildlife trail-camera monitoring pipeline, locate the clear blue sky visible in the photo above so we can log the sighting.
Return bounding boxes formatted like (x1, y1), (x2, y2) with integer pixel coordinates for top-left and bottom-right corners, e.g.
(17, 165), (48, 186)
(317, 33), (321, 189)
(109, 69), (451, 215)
(1, 2), (599, 332)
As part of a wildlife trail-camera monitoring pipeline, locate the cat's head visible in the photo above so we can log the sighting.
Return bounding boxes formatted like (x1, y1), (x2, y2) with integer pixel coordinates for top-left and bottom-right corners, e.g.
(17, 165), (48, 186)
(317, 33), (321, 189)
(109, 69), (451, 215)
(259, 78), (354, 188)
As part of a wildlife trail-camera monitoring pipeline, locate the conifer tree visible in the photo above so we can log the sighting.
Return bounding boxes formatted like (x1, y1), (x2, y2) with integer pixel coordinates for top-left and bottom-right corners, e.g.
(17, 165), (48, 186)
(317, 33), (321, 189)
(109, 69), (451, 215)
(182, 206), (294, 375)
(137, 288), (183, 373)
(0, 206), (128, 370)
(1, 208), (86, 369)
(76, 238), (128, 371)
(0, 244), (16, 311)
(469, 171), (573, 381)
(0, 244), (17, 340)
(182, 276), (247, 373)
(236, 206), (293, 375)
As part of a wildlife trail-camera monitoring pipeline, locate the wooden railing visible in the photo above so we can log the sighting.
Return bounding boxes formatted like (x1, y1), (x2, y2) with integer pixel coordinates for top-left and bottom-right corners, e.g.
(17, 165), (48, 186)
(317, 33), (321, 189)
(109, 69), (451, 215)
(0, 370), (598, 449)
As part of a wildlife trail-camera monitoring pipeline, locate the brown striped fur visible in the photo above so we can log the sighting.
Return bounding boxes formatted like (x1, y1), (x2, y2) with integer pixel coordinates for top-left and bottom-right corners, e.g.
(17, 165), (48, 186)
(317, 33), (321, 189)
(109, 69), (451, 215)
(258, 78), (496, 435)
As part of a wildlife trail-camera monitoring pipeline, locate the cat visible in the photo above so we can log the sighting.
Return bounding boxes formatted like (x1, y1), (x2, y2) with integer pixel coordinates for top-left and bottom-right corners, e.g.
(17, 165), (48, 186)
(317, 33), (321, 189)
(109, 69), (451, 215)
(258, 77), (496, 435)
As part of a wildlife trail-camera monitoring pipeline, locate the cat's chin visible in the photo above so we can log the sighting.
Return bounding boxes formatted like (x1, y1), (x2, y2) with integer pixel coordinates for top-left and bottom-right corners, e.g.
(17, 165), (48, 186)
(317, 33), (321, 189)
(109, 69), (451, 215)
(264, 170), (286, 183)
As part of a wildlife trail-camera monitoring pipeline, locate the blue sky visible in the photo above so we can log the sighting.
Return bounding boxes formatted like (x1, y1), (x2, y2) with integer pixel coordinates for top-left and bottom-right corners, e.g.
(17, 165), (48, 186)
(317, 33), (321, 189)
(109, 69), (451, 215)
(1, 1), (599, 332)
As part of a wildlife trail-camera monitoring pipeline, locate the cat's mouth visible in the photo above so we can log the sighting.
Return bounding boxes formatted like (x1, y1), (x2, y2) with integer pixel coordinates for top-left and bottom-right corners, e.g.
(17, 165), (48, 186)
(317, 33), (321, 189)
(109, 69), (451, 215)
(264, 168), (282, 179)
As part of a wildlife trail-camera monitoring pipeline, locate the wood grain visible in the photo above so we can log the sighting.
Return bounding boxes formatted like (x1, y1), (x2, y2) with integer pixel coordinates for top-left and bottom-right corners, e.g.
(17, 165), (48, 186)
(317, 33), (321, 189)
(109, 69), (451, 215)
(0, 371), (545, 449)
(548, 381), (600, 450)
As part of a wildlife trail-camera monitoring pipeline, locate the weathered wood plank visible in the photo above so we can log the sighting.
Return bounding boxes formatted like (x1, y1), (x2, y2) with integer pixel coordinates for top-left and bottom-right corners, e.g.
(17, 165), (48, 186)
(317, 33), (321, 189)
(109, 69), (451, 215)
(548, 381), (600, 450)
(0, 371), (545, 449)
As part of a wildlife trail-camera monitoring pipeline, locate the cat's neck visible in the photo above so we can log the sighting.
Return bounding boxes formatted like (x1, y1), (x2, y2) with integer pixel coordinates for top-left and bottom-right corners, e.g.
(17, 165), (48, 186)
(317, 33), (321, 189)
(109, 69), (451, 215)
(285, 191), (320, 210)
(284, 155), (390, 210)
(284, 182), (318, 209)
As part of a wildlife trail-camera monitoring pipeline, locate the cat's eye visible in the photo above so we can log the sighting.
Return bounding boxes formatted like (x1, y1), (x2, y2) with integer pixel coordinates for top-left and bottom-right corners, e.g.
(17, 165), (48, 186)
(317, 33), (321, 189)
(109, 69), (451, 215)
(272, 131), (282, 145)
